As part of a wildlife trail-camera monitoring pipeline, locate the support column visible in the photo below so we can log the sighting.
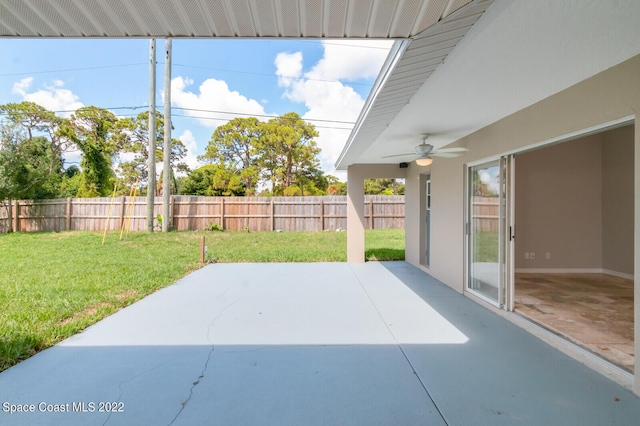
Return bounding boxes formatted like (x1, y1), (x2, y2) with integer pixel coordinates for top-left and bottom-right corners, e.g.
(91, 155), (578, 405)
(404, 164), (427, 268)
(147, 38), (157, 232)
(347, 166), (365, 263)
(162, 38), (172, 232)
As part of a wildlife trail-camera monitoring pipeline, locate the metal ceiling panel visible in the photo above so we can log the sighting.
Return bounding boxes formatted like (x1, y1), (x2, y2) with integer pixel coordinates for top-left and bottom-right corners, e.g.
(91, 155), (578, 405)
(0, 0), (474, 38)
(106, 0), (143, 36)
(326, 0), (348, 37)
(252, 0), (278, 37)
(348, 0), (374, 38)
(202, 2), (234, 37)
(79, 1), (121, 36)
(443, 0), (473, 18)
(414, 0), (448, 33)
(390, 0), (424, 38)
(28, 0), (77, 36)
(301, 0), (323, 37)
(280, 0), (301, 36)
(5, 0), (54, 35)
(128, 0), (164, 36)
(369, 0), (396, 37)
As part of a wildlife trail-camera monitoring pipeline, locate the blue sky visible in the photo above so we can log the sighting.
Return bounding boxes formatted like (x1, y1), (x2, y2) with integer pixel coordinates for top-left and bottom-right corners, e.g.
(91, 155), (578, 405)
(0, 38), (392, 179)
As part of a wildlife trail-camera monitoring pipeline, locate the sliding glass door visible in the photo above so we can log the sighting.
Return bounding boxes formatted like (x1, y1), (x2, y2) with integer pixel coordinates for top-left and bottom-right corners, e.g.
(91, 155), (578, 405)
(468, 156), (515, 308)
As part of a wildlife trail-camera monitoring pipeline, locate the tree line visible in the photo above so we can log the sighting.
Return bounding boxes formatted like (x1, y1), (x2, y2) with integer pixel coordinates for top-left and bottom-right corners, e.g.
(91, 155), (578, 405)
(0, 102), (404, 203)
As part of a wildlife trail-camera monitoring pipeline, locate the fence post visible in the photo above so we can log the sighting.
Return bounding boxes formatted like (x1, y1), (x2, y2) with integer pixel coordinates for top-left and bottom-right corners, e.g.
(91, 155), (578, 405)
(169, 196), (175, 230)
(369, 198), (374, 229)
(7, 200), (13, 233)
(13, 200), (19, 232)
(119, 197), (126, 230)
(220, 198), (225, 230)
(319, 199), (324, 231)
(65, 197), (72, 230)
(270, 198), (274, 231)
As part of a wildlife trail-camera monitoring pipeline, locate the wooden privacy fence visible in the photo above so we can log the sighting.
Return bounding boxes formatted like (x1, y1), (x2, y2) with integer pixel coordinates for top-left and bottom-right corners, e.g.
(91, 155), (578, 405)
(0, 195), (405, 233)
(471, 196), (499, 232)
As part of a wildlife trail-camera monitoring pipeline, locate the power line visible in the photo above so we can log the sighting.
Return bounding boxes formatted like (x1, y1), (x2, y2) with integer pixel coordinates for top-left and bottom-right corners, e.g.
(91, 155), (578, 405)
(171, 106), (355, 125)
(169, 113), (352, 130)
(1, 105), (355, 129)
(0, 63), (147, 77)
(171, 62), (372, 87)
(0, 61), (375, 89)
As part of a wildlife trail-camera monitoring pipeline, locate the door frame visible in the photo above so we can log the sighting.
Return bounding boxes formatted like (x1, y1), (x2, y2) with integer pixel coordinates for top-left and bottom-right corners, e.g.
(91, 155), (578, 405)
(464, 155), (516, 310)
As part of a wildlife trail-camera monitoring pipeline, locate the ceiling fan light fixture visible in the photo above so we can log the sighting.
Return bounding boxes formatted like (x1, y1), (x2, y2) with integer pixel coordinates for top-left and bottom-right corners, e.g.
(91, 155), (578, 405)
(416, 157), (433, 166)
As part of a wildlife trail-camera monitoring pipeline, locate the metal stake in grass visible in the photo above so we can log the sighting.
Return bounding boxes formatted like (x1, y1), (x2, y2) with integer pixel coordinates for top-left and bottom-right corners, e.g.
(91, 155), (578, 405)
(101, 184), (118, 246)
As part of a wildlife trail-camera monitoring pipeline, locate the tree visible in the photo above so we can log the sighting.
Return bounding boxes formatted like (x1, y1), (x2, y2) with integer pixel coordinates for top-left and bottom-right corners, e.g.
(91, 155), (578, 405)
(0, 102), (68, 175)
(60, 106), (128, 197)
(258, 112), (320, 195)
(0, 131), (47, 201)
(180, 164), (245, 196)
(364, 178), (405, 195)
(116, 111), (189, 192)
(326, 175), (347, 195)
(199, 117), (262, 195)
(0, 113), (63, 203)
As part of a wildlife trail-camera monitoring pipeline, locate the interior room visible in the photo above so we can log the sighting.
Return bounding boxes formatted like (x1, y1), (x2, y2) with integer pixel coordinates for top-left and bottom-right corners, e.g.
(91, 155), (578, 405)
(514, 124), (635, 372)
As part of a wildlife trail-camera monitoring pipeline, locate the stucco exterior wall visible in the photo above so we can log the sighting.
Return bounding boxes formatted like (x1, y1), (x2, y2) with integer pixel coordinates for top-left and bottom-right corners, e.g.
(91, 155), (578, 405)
(347, 164), (406, 263)
(404, 53), (640, 392)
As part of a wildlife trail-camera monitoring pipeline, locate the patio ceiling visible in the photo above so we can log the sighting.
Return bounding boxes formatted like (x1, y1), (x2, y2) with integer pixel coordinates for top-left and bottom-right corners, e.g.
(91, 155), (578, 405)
(336, 0), (640, 168)
(0, 0), (474, 38)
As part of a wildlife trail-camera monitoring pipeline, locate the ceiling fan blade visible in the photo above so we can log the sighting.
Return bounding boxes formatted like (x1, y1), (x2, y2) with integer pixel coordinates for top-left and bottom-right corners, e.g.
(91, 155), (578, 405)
(434, 147), (468, 153)
(430, 151), (461, 158)
(382, 153), (415, 159)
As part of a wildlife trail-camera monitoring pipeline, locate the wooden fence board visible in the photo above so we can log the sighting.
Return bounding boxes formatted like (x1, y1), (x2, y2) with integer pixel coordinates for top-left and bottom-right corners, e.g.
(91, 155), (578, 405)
(0, 195), (406, 233)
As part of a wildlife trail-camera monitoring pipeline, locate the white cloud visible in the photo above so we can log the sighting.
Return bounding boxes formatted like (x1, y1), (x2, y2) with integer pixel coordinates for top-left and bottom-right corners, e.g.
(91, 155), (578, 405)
(275, 51), (303, 87)
(12, 77), (84, 117)
(275, 41), (392, 178)
(170, 76), (269, 128)
(306, 40), (393, 82)
(177, 129), (201, 174)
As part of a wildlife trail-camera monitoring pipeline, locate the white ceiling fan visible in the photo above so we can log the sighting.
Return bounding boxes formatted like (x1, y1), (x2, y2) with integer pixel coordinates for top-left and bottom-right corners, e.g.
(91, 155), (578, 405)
(383, 134), (469, 166)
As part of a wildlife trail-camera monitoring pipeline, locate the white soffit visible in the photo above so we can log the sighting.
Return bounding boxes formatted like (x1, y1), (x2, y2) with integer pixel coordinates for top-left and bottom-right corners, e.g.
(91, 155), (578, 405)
(338, 0), (640, 168)
(336, 0), (492, 168)
(0, 0), (473, 38)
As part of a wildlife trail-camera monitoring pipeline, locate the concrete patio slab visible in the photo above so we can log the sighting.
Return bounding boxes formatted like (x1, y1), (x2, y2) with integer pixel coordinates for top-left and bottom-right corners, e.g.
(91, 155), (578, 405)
(0, 261), (638, 425)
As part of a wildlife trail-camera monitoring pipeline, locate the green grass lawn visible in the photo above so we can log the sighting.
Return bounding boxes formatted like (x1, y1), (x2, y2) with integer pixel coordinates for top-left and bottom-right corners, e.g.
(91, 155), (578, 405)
(0, 229), (404, 371)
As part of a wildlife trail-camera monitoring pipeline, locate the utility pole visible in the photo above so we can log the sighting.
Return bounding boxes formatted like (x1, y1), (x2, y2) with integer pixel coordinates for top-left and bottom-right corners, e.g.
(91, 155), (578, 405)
(147, 38), (156, 232)
(162, 38), (172, 232)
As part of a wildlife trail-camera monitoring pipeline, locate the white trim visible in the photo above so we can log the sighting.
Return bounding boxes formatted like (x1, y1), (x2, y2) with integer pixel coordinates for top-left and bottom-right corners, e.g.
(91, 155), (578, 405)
(465, 287), (500, 308)
(418, 264), (431, 274)
(601, 269), (634, 280)
(515, 268), (634, 280)
(335, 39), (411, 169)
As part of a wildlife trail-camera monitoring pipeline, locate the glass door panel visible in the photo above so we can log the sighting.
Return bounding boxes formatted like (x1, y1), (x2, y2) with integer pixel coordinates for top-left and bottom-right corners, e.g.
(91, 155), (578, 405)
(468, 161), (501, 304)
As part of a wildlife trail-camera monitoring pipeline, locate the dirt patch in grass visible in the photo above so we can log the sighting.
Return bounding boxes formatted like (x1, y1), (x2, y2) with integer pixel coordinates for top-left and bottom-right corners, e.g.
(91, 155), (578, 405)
(59, 302), (111, 326)
(115, 289), (139, 301)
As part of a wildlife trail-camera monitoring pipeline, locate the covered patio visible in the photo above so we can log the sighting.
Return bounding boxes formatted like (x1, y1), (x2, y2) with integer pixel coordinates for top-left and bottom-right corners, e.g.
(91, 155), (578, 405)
(1, 261), (638, 425)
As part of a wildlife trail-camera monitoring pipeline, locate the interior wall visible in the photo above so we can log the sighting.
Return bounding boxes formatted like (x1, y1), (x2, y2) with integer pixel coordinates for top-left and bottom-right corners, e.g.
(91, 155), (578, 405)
(512, 125), (634, 274)
(602, 125), (635, 275)
(514, 135), (603, 270)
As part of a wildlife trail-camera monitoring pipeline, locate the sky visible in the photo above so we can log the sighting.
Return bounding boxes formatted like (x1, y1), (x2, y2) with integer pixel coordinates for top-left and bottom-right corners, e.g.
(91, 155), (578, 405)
(0, 38), (393, 180)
